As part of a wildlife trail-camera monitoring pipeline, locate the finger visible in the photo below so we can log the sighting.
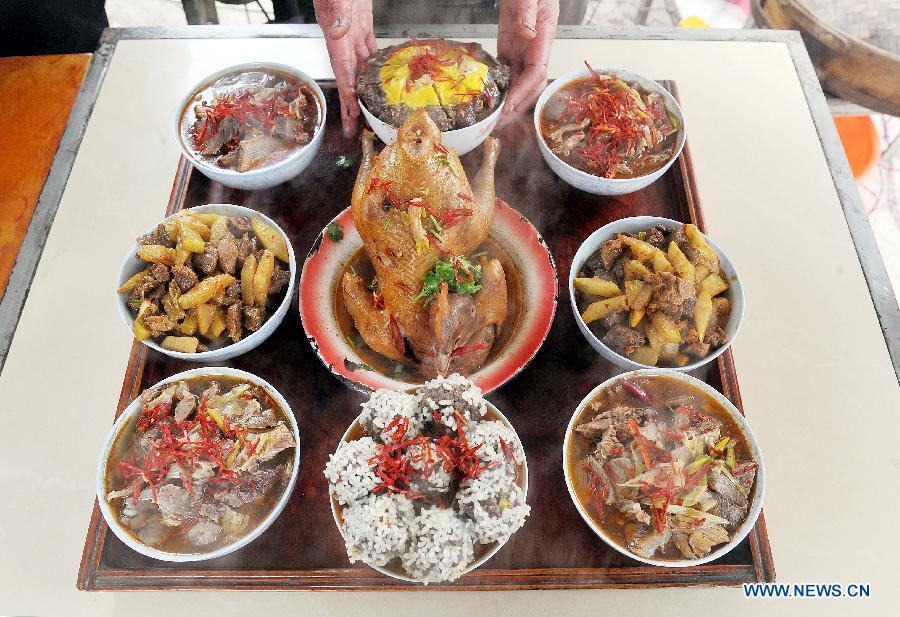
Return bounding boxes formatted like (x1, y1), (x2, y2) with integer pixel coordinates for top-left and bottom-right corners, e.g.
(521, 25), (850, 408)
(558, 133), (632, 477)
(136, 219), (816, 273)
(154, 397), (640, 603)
(360, 0), (378, 54)
(326, 38), (361, 137)
(525, 0), (559, 64)
(498, 63), (547, 127)
(515, 0), (539, 40)
(313, 0), (352, 39)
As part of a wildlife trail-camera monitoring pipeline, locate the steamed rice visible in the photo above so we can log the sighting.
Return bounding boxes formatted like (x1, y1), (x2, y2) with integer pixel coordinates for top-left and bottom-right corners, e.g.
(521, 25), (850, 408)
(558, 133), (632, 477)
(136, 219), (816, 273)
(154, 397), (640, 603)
(325, 374), (529, 584)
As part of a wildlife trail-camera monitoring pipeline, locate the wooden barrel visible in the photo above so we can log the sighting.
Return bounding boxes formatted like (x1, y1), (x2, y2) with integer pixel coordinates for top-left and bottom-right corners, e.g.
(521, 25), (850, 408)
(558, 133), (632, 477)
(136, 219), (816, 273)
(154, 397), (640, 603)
(753, 0), (900, 115)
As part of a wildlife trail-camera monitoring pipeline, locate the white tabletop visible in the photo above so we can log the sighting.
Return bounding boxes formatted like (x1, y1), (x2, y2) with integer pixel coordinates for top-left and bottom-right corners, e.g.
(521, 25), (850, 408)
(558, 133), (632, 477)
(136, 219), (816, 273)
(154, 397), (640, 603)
(1, 30), (898, 616)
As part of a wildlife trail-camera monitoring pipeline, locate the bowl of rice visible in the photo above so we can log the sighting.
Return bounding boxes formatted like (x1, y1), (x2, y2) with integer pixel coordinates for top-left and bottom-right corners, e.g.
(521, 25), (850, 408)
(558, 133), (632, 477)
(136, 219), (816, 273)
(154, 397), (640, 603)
(324, 374), (530, 584)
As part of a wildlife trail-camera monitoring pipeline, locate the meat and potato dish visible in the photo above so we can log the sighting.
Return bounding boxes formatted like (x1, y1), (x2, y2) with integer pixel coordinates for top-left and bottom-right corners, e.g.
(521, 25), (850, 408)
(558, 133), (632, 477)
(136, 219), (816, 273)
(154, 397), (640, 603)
(325, 374), (529, 583)
(574, 223), (731, 367)
(340, 109), (514, 379)
(182, 70), (321, 172)
(357, 39), (510, 131)
(118, 211), (291, 353)
(540, 67), (680, 179)
(105, 376), (296, 553)
(568, 374), (758, 561)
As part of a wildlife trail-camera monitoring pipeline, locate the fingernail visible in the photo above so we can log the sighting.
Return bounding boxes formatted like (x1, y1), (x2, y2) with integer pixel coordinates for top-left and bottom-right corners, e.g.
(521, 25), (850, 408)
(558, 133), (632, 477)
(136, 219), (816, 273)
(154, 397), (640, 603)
(330, 17), (346, 34)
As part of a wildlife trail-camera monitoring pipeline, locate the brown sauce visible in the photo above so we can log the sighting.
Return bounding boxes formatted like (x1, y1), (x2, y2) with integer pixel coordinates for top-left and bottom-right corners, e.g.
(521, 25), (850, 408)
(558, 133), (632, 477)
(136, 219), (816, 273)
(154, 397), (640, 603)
(333, 237), (524, 383)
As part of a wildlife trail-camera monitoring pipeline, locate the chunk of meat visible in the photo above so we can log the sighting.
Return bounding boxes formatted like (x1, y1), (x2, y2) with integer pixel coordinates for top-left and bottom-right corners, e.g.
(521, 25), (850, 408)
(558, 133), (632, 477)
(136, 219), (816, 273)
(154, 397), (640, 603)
(576, 405), (655, 439)
(243, 305), (264, 332)
(171, 265), (199, 293)
(235, 134), (287, 173)
(599, 237), (624, 270)
(154, 484), (195, 527)
(229, 216), (252, 235)
(708, 467), (748, 507)
(644, 226), (666, 249)
(628, 525), (672, 559)
(194, 244), (219, 275)
(615, 499), (651, 525)
(688, 524), (730, 557)
(223, 281), (242, 306)
(217, 233), (239, 275)
(201, 116), (240, 156)
(149, 264), (171, 283)
(186, 516), (222, 546)
(268, 269), (291, 295)
(646, 272), (696, 315)
(226, 301), (243, 343)
(214, 464), (287, 508)
(602, 324), (646, 353)
(704, 325), (728, 348)
(235, 423), (295, 472)
(236, 233), (257, 268)
(596, 425), (623, 461)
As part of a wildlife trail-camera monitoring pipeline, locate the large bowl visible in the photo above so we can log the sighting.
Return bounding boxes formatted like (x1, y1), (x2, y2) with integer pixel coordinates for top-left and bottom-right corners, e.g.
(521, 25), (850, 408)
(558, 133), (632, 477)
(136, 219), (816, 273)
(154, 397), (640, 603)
(329, 399), (528, 583)
(174, 62), (326, 190)
(534, 67), (686, 196)
(562, 369), (765, 567)
(299, 200), (557, 394)
(359, 98), (504, 156)
(569, 216), (744, 372)
(95, 367), (301, 562)
(116, 203), (296, 362)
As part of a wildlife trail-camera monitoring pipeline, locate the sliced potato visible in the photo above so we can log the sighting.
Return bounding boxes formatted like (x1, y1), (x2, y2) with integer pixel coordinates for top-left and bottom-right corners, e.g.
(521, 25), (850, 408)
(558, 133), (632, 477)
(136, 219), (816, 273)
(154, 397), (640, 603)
(133, 300), (152, 340)
(630, 345), (659, 366)
(695, 263), (710, 284)
(178, 274), (235, 309)
(667, 242), (695, 282)
(694, 290), (714, 341)
(684, 224), (719, 263)
(117, 268), (151, 294)
(177, 220), (206, 253)
(581, 294), (629, 324)
(625, 259), (652, 281)
(629, 308), (645, 328)
(649, 311), (681, 344)
(174, 239), (191, 267)
(632, 283), (654, 312)
(659, 342), (681, 361)
(197, 303), (216, 336)
(651, 250), (674, 273)
(575, 277), (621, 298)
(209, 309), (227, 338)
(253, 249), (275, 307)
(241, 254), (257, 306)
(178, 215), (211, 240)
(712, 296), (731, 319)
(251, 218), (290, 263)
(209, 215), (230, 244)
(645, 323), (665, 352)
(160, 336), (200, 353)
(180, 309), (198, 335)
(699, 273), (729, 298)
(621, 236), (658, 261)
(136, 245), (176, 265)
(162, 282), (185, 322)
(624, 280), (644, 305)
(186, 212), (222, 226)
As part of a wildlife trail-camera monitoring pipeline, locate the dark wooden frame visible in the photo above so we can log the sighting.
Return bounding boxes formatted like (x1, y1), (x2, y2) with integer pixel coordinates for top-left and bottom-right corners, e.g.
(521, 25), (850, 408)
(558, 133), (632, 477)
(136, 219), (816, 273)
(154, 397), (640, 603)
(77, 80), (775, 590)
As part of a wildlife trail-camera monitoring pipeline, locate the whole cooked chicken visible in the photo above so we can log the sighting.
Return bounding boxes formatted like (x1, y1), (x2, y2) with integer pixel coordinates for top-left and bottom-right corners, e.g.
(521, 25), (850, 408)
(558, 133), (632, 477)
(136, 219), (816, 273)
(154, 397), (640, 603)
(342, 109), (508, 377)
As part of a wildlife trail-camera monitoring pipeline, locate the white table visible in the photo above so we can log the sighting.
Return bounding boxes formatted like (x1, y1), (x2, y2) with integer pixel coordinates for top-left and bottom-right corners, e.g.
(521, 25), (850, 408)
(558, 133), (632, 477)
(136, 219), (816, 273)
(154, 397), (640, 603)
(1, 25), (898, 617)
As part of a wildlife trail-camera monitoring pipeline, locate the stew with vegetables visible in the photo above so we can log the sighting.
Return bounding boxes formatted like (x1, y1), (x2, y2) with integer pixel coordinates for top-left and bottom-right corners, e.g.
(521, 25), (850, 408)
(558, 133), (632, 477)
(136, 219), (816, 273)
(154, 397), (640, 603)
(568, 374), (758, 561)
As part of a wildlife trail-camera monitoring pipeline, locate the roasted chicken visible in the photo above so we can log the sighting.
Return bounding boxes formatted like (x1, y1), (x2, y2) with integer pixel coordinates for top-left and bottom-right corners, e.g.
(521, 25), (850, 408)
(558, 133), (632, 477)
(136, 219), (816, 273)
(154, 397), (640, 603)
(342, 109), (508, 376)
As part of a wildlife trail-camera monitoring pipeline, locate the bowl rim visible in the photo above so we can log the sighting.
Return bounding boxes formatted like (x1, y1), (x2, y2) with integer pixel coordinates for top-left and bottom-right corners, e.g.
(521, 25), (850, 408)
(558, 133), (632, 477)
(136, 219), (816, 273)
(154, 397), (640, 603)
(328, 397), (529, 583)
(532, 66), (686, 184)
(116, 203), (296, 361)
(173, 61), (327, 178)
(357, 96), (506, 136)
(561, 368), (765, 567)
(568, 215), (745, 373)
(95, 366), (301, 562)
(298, 201), (558, 394)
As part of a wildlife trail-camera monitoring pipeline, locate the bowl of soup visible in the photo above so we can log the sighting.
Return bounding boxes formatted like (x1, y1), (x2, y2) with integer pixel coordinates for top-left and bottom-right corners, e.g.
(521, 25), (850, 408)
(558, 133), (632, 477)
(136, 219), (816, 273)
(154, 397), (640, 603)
(534, 66), (685, 196)
(563, 370), (764, 567)
(96, 367), (300, 562)
(175, 62), (326, 190)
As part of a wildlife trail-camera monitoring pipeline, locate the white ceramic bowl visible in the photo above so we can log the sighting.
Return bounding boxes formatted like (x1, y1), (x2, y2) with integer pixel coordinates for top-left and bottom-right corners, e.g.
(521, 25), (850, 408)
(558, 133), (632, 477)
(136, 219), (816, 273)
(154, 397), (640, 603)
(570, 216), (744, 372)
(174, 62), (326, 190)
(563, 369), (765, 567)
(329, 400), (528, 583)
(534, 67), (686, 196)
(116, 203), (296, 362)
(359, 98), (504, 156)
(95, 367), (301, 562)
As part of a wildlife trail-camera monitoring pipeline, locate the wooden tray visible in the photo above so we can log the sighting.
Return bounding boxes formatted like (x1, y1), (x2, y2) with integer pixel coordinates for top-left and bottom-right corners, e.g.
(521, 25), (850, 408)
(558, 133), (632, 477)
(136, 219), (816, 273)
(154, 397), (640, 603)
(78, 82), (775, 591)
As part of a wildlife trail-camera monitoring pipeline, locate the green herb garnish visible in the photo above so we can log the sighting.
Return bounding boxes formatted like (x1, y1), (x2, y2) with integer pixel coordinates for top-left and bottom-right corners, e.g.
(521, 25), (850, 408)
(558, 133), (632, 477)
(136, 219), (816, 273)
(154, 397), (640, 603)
(336, 155), (353, 169)
(415, 255), (482, 301)
(327, 221), (343, 242)
(433, 153), (458, 177)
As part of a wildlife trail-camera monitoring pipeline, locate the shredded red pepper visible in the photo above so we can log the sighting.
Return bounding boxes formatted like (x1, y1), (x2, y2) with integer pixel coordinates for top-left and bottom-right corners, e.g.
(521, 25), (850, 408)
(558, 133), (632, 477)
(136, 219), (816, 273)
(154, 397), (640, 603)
(388, 314), (404, 355)
(450, 342), (488, 358)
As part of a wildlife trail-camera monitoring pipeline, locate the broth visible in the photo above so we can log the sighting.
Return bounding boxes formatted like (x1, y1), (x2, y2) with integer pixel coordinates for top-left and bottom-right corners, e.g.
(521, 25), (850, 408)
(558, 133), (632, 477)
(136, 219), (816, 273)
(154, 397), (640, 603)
(333, 237), (524, 383)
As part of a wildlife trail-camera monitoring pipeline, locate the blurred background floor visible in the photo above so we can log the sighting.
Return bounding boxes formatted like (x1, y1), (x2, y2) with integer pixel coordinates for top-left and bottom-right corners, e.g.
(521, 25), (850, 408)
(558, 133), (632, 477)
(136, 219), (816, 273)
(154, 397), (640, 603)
(90, 1), (900, 301)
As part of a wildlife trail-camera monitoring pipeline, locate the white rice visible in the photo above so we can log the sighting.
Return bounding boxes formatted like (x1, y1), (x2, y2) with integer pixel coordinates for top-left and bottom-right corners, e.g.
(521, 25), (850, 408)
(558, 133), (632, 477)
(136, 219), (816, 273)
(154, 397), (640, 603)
(324, 437), (379, 506)
(418, 373), (487, 431)
(456, 466), (530, 544)
(401, 506), (474, 584)
(407, 441), (454, 494)
(358, 388), (424, 442)
(341, 493), (416, 566)
(464, 420), (526, 468)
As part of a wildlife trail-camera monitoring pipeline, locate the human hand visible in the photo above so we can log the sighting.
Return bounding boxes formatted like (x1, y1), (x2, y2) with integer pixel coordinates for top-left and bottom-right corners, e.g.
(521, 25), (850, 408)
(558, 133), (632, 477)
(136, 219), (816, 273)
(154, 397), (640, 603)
(313, 0), (377, 138)
(496, 0), (560, 127)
